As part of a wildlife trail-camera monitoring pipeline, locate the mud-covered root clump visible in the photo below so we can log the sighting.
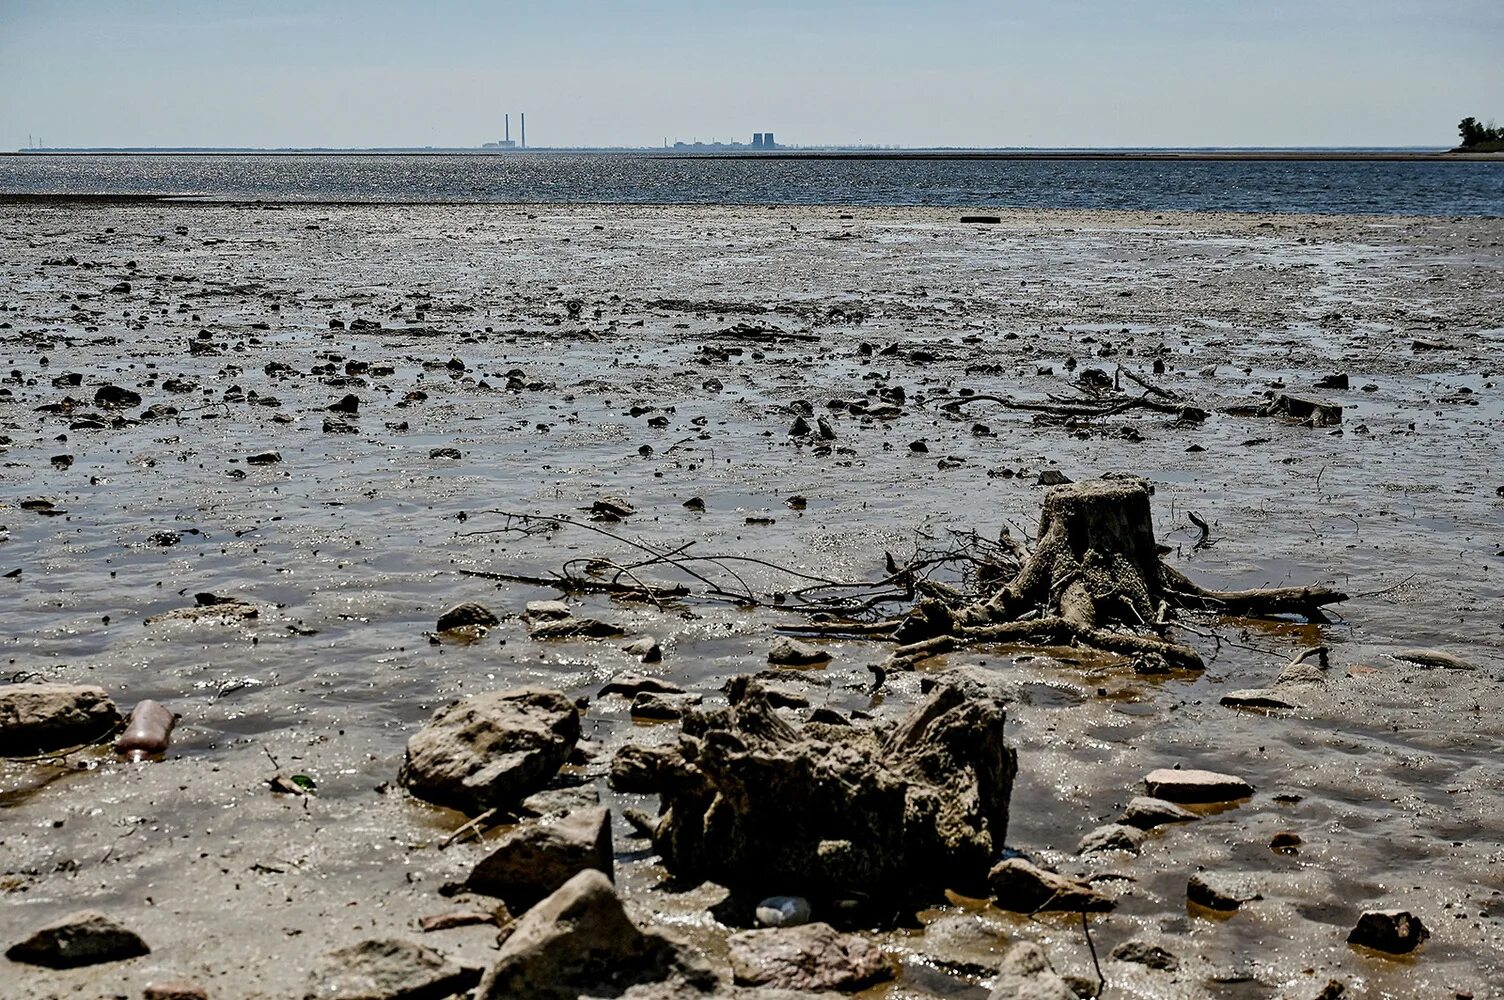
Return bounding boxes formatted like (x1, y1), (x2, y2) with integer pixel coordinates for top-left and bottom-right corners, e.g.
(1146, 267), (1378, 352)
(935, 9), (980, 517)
(891, 477), (1347, 671)
(649, 675), (1016, 922)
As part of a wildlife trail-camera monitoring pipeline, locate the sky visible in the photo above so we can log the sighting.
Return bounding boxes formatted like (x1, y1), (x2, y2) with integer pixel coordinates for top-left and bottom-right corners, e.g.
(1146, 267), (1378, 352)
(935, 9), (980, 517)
(1, 0), (1501, 150)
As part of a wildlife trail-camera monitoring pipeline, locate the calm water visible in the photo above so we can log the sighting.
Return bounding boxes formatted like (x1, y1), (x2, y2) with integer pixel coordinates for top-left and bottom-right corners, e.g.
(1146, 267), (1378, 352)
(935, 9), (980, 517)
(1, 152), (1501, 215)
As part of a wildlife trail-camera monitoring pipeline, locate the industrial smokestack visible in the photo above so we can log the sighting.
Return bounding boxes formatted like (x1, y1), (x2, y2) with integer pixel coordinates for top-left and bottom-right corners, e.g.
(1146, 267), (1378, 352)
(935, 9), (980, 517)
(505, 114), (510, 143)
(521, 113), (526, 149)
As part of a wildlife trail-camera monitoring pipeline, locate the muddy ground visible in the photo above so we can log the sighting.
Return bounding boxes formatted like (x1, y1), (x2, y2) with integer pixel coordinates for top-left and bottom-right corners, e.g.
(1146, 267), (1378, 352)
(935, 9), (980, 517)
(0, 203), (1501, 999)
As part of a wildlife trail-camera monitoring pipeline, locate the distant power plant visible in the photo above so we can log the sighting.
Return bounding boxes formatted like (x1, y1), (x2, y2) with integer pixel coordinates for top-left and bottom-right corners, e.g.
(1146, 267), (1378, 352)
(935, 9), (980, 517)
(482, 113), (527, 150)
(751, 133), (776, 149)
(668, 131), (779, 151)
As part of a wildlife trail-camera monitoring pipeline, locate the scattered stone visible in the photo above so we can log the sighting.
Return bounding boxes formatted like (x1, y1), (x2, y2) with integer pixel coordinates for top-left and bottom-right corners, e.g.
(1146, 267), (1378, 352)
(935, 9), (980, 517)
(1110, 939), (1179, 971)
(1076, 823), (1144, 855)
(519, 784), (601, 819)
(590, 497), (634, 520)
(245, 450), (282, 465)
(1347, 909), (1429, 954)
(6, 910), (149, 968)
(1120, 796), (1198, 830)
(144, 600), (260, 625)
(418, 911), (498, 933)
(522, 600), (571, 621)
(399, 687), (580, 814)
(1270, 831), (1303, 854)
(1143, 767), (1253, 803)
(0, 683), (121, 755)
(465, 807), (613, 911)
(328, 393), (360, 414)
(988, 858), (1114, 913)
(323, 415), (359, 434)
(767, 636), (831, 667)
(654, 679), (1016, 913)
(727, 923), (893, 991)
(1258, 393), (1342, 426)
(1220, 688), (1299, 711)
(429, 447), (461, 460)
(93, 384), (141, 408)
(986, 942), (1077, 1000)
(308, 938), (479, 1000)
(474, 870), (717, 1000)
(435, 602), (499, 632)
(1187, 872), (1261, 911)
(1036, 469), (1071, 486)
(755, 896), (812, 928)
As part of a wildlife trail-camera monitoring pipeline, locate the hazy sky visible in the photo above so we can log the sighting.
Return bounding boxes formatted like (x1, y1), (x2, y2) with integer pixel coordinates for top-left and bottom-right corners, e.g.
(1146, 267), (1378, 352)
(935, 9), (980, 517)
(2, 0), (1500, 149)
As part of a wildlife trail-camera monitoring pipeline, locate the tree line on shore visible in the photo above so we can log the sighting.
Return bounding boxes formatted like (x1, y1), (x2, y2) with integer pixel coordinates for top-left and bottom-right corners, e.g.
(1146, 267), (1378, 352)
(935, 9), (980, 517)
(1457, 117), (1504, 150)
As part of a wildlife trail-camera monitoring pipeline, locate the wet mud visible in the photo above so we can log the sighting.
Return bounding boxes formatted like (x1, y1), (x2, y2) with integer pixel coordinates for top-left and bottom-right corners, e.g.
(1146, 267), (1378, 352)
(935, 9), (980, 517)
(0, 203), (1501, 998)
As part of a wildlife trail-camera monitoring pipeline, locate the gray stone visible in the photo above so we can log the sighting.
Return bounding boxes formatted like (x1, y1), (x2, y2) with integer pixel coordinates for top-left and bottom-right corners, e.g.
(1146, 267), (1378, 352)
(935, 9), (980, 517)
(6, 910), (149, 969)
(1109, 939), (1179, 971)
(1187, 872), (1261, 911)
(399, 687), (579, 814)
(528, 616), (626, 640)
(988, 859), (1114, 913)
(767, 637), (831, 667)
(916, 913), (1011, 978)
(465, 807), (613, 911)
(522, 600), (571, 621)
(1076, 823), (1144, 855)
(601, 673), (683, 698)
(754, 896), (812, 928)
(0, 683), (121, 755)
(1120, 796), (1198, 830)
(435, 602), (499, 632)
(308, 938), (479, 999)
(986, 942), (1077, 1000)
(630, 691), (703, 720)
(519, 783), (601, 819)
(609, 743), (688, 793)
(475, 870), (717, 1000)
(1143, 767), (1253, 803)
(1220, 688), (1298, 711)
(622, 636), (664, 662)
(1347, 909), (1430, 954)
(728, 923), (892, 991)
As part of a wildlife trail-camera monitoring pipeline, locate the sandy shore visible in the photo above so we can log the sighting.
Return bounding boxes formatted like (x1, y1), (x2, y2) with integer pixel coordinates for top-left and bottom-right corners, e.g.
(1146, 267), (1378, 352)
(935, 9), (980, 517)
(1, 203), (1501, 998)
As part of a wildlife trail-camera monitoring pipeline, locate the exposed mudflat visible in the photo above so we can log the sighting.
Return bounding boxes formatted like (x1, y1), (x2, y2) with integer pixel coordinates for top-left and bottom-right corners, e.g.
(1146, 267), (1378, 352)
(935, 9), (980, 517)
(1, 203), (1501, 999)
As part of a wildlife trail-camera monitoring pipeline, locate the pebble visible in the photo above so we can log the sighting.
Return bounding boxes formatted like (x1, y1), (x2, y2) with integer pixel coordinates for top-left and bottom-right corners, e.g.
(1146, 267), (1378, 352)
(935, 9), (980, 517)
(768, 636), (832, 667)
(755, 895), (812, 928)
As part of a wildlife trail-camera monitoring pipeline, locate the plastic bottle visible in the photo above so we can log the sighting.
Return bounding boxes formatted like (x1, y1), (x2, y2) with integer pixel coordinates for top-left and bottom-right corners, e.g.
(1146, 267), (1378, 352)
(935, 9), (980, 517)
(114, 700), (176, 760)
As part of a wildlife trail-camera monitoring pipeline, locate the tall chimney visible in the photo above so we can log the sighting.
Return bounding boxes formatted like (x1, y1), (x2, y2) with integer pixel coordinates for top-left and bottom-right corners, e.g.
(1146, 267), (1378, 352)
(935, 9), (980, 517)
(505, 114), (510, 143)
(521, 113), (526, 149)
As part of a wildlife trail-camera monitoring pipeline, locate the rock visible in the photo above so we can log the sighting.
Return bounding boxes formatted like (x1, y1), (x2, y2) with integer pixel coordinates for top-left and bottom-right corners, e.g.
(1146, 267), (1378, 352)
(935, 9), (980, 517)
(429, 447), (461, 460)
(94, 384), (141, 408)
(435, 602), (499, 632)
(590, 497), (635, 520)
(0, 683), (122, 755)
(1036, 469), (1071, 486)
(988, 858), (1114, 913)
(528, 616), (626, 640)
(466, 807), (612, 910)
(622, 636), (664, 662)
(630, 691), (702, 720)
(600, 673), (683, 698)
(1393, 648), (1473, 671)
(755, 896), (812, 928)
(1109, 939), (1179, 971)
(1076, 823), (1144, 855)
(246, 450), (282, 465)
(475, 870), (717, 1000)
(144, 600), (260, 625)
(144, 981), (209, 1000)
(519, 784), (601, 819)
(1119, 796), (1197, 830)
(323, 415), (359, 434)
(522, 599), (571, 621)
(1347, 909), (1429, 954)
(915, 913), (1011, 979)
(1143, 767), (1253, 803)
(308, 938), (479, 999)
(767, 636), (831, 667)
(1220, 688), (1298, 710)
(1259, 393), (1342, 426)
(609, 743), (687, 793)
(6, 910), (149, 968)
(329, 393), (360, 414)
(727, 923), (892, 991)
(399, 688), (580, 814)
(1187, 872), (1261, 911)
(653, 678), (1016, 912)
(986, 942), (1077, 1000)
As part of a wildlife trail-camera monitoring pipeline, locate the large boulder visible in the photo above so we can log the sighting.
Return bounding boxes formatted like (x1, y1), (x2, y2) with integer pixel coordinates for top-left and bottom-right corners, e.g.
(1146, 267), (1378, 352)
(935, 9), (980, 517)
(6, 910), (149, 968)
(0, 684), (121, 755)
(465, 807), (613, 910)
(727, 923), (893, 991)
(307, 938), (479, 999)
(988, 859), (1114, 913)
(652, 676), (1016, 916)
(399, 688), (579, 814)
(475, 870), (717, 1000)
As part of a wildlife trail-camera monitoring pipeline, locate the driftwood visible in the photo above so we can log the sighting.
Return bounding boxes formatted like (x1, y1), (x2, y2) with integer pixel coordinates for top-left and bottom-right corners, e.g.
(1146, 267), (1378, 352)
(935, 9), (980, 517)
(886, 478), (1347, 670)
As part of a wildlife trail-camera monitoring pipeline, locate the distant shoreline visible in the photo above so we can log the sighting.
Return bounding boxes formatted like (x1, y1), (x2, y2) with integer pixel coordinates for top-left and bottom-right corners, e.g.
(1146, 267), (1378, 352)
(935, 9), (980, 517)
(4, 147), (1499, 163)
